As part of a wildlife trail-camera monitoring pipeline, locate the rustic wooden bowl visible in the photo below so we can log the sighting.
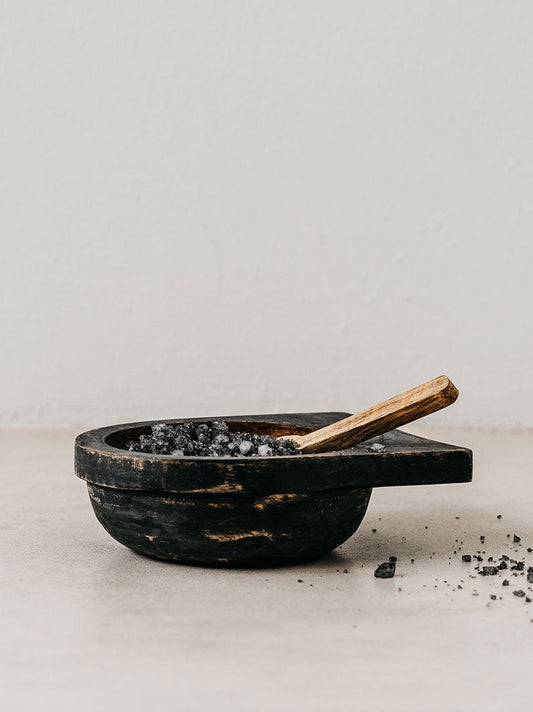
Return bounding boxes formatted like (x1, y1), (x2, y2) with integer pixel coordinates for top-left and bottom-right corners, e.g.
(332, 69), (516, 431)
(74, 412), (472, 567)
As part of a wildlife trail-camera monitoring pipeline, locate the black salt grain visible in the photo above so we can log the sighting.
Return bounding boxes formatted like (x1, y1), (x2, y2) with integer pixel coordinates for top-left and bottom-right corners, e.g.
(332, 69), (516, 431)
(374, 561), (396, 579)
(480, 566), (499, 576)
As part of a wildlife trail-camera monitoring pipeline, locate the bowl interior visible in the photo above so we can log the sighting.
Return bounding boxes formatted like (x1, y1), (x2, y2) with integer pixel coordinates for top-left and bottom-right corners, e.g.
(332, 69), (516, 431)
(105, 420), (311, 451)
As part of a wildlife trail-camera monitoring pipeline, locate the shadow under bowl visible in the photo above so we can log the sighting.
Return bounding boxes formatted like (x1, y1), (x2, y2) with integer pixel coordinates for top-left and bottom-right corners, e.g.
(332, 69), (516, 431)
(74, 412), (472, 567)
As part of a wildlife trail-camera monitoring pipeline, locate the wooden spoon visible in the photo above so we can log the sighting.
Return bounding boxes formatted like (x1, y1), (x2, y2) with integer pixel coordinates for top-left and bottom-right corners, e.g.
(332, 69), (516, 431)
(281, 375), (459, 454)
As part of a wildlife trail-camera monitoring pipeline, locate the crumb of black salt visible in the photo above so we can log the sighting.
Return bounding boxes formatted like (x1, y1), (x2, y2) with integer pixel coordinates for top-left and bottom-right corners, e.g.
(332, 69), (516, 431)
(411, 558), (414, 563)
(498, 561), (507, 570)
(297, 579), (303, 583)
(514, 535), (521, 543)
(474, 555), (483, 562)
(502, 579), (510, 586)
(527, 567), (533, 584)
(457, 584), (463, 589)
(490, 594), (497, 600)
(497, 514), (502, 519)
(462, 554), (471, 563)
(389, 556), (397, 563)
(511, 562), (524, 571)
(513, 590), (526, 598)
(374, 561), (396, 579)
(480, 536), (485, 542)
(480, 566), (499, 576)
(371, 529), (377, 533)
(343, 569), (349, 574)
(367, 442), (386, 452)
(527, 597), (532, 603)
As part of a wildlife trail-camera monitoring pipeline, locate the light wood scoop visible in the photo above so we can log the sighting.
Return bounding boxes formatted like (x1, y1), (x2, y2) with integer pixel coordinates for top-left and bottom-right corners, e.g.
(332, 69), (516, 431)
(281, 375), (459, 454)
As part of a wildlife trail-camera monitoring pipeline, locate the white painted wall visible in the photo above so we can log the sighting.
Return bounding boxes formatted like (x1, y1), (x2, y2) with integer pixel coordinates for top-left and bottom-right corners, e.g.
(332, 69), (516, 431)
(1, 1), (532, 428)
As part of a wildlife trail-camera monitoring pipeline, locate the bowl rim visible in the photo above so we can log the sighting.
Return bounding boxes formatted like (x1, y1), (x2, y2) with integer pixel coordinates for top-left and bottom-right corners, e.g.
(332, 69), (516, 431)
(78, 413), (353, 462)
(74, 411), (472, 495)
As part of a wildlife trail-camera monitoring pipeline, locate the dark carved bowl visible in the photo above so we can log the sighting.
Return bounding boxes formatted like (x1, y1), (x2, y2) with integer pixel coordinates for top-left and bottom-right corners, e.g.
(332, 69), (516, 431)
(74, 412), (472, 567)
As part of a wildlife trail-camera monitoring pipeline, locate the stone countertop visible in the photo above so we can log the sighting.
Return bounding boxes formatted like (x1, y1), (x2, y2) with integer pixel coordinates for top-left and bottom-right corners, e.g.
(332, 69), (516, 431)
(2, 427), (532, 711)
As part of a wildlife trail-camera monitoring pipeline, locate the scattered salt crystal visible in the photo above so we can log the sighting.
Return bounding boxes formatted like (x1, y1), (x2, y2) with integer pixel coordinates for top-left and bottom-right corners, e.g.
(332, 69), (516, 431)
(367, 442), (386, 452)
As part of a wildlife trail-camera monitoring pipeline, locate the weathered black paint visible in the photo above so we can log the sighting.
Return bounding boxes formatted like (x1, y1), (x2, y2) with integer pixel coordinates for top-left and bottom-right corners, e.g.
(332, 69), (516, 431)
(74, 412), (472, 567)
(87, 485), (372, 567)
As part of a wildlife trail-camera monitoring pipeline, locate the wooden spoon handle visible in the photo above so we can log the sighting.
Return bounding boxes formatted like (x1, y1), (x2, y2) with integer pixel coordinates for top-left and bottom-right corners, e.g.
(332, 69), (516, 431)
(287, 375), (459, 454)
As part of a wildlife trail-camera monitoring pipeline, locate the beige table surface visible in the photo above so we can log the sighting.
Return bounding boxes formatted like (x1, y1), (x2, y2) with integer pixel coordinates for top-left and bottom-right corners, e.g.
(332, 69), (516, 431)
(2, 426), (532, 711)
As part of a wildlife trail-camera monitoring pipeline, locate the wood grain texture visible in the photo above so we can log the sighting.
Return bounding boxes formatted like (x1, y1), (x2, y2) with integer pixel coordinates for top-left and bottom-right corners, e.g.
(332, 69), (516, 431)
(286, 376), (459, 454)
(74, 412), (472, 567)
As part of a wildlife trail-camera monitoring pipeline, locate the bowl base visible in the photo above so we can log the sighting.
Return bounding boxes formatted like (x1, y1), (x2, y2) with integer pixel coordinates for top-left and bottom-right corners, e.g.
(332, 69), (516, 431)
(88, 483), (372, 568)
